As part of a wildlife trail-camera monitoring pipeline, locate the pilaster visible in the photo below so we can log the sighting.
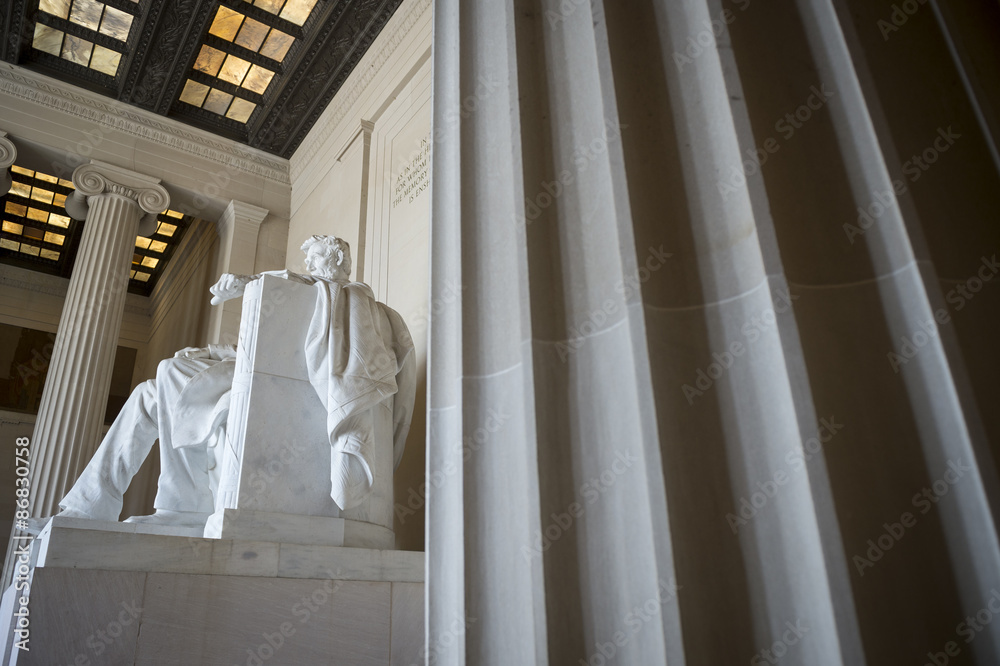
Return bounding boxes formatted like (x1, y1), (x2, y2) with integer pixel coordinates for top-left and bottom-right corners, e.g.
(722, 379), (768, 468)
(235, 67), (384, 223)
(208, 200), (269, 346)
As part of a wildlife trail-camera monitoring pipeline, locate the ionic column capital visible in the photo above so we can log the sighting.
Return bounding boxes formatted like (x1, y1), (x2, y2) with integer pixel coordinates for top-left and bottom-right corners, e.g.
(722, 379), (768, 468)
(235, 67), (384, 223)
(68, 161), (170, 224)
(0, 131), (16, 170)
(0, 131), (16, 197)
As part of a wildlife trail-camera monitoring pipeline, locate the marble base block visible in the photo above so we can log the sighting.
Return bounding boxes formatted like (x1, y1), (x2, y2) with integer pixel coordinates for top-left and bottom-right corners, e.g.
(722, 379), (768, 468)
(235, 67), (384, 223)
(0, 519), (424, 665)
(204, 508), (395, 549)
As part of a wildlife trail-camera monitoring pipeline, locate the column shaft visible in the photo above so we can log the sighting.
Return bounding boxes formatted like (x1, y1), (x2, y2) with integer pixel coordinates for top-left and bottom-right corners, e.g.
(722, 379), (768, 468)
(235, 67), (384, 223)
(28, 162), (169, 518)
(30, 196), (141, 516)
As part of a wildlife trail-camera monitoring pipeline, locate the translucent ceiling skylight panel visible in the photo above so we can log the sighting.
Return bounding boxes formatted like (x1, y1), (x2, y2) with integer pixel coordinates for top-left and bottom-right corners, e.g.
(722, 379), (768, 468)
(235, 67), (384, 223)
(35, 0), (133, 76)
(279, 0), (318, 25)
(182, 4), (305, 122)
(98, 5), (134, 41)
(242, 64), (274, 94)
(193, 45), (227, 76)
(69, 0), (104, 31)
(1, 167), (76, 265)
(61, 35), (93, 66)
(218, 54), (252, 86)
(90, 45), (121, 76)
(202, 89), (234, 115)
(254, 0), (286, 15)
(39, 0), (71, 19)
(259, 29), (294, 62)
(179, 79), (211, 106)
(235, 17), (270, 51)
(226, 98), (256, 123)
(32, 24), (65, 57)
(210, 6), (245, 41)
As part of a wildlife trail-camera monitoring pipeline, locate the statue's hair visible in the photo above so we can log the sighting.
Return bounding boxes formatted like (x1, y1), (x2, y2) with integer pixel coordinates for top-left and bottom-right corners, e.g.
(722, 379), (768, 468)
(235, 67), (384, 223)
(300, 235), (351, 278)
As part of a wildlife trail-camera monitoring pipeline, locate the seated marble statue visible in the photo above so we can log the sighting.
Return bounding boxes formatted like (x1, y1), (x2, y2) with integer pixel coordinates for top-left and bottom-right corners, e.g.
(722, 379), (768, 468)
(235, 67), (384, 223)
(57, 235), (415, 529)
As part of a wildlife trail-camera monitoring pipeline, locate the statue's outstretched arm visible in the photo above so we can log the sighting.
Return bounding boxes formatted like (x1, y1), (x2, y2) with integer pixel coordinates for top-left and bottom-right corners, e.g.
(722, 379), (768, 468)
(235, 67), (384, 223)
(209, 270), (319, 305)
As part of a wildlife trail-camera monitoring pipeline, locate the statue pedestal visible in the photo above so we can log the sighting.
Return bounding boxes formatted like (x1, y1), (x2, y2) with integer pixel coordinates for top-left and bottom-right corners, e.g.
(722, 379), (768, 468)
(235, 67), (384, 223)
(0, 518), (424, 665)
(205, 275), (396, 548)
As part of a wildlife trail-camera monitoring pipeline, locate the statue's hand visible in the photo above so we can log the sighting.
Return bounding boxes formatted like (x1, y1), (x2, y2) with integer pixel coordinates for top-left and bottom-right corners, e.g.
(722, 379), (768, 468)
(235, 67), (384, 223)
(174, 346), (211, 360)
(209, 273), (254, 305)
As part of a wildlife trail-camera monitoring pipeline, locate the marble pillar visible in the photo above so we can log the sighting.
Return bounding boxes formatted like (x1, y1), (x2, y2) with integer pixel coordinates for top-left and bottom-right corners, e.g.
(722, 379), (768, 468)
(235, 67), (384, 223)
(208, 200), (269, 347)
(0, 131), (15, 196)
(29, 161), (169, 518)
(428, 0), (1000, 663)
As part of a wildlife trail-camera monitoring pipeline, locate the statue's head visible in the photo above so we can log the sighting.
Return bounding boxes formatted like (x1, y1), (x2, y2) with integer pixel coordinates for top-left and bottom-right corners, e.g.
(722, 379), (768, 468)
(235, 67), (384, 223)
(301, 235), (352, 281)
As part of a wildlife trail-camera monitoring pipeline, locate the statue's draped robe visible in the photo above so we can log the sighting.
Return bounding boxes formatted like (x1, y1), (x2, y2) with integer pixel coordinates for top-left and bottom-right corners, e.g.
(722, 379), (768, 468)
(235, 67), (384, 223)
(172, 276), (415, 511)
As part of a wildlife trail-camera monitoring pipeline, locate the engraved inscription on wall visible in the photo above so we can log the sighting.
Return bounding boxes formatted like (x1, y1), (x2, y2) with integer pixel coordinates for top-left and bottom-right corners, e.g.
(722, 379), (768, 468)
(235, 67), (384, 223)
(391, 137), (430, 208)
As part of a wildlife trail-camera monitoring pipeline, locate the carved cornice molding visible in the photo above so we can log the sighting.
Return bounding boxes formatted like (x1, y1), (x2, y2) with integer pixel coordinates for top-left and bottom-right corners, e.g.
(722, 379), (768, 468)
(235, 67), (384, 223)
(0, 66), (291, 184)
(0, 411), (37, 427)
(0, 272), (67, 299)
(289, 0), (431, 180)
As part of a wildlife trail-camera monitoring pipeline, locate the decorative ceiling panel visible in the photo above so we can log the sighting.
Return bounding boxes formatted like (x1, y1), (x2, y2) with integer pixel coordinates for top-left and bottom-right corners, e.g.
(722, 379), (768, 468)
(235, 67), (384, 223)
(2, 0), (404, 158)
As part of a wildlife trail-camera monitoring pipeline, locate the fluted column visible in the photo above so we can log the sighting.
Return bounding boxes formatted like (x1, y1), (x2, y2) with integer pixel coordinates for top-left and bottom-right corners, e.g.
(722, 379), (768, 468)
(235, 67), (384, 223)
(207, 200), (268, 346)
(0, 130), (16, 196)
(29, 161), (169, 517)
(428, 0), (1000, 663)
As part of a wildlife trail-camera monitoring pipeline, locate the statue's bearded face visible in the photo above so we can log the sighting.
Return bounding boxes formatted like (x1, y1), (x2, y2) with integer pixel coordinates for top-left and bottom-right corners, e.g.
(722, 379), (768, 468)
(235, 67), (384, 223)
(304, 243), (345, 280)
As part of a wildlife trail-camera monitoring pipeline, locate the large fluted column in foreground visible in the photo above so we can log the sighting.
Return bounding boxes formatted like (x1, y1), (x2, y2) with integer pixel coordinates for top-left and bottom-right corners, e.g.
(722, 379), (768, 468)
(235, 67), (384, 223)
(29, 161), (169, 518)
(428, 0), (1000, 663)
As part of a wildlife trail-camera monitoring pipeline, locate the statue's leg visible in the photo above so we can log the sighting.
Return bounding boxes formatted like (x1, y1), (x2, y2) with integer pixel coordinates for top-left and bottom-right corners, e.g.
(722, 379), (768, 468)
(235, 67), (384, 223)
(152, 441), (214, 513)
(58, 379), (159, 521)
(151, 357), (232, 514)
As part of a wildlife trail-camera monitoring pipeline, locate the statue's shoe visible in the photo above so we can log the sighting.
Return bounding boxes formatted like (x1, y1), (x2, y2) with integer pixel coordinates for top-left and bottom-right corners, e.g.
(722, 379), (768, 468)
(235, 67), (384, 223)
(123, 510), (211, 528)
